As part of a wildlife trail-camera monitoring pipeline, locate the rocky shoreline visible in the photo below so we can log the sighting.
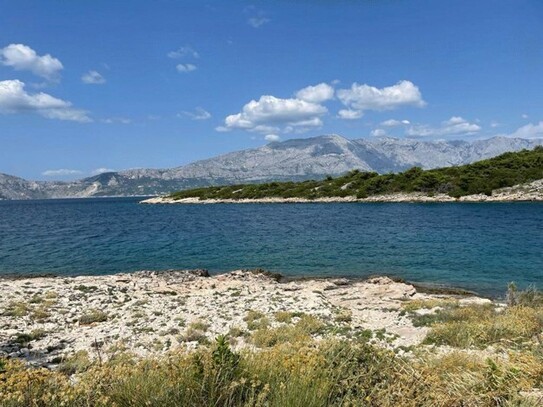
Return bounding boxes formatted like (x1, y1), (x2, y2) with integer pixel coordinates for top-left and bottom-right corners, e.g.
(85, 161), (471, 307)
(0, 269), (492, 369)
(140, 179), (543, 204)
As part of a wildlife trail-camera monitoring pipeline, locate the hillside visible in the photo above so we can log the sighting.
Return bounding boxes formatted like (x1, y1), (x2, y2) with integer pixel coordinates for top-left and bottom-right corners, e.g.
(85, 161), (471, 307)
(167, 147), (543, 200)
(1, 135), (542, 200)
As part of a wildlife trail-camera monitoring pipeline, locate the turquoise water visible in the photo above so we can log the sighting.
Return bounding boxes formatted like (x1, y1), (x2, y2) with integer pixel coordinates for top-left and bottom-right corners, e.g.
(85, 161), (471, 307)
(0, 198), (541, 296)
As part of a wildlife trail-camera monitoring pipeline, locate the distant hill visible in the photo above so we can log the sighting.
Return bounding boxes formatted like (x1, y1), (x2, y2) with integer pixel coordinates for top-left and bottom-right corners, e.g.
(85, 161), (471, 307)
(168, 147), (543, 200)
(1, 135), (542, 200)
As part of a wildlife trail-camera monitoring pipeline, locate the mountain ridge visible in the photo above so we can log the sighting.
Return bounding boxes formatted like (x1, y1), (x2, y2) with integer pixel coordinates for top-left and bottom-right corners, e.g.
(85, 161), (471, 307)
(1, 135), (542, 200)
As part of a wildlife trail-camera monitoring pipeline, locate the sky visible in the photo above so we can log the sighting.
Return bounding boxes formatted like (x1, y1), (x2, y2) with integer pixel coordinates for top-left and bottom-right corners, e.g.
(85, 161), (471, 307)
(1, 0), (542, 180)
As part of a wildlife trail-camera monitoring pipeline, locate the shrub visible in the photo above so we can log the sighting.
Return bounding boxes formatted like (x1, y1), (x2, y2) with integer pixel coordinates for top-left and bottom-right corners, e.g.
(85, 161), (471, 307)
(79, 309), (108, 325)
(1, 339), (542, 406)
(424, 305), (543, 348)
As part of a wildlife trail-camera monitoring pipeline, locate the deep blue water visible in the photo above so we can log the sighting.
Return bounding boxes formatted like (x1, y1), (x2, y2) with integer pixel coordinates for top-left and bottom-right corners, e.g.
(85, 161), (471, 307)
(0, 197), (541, 296)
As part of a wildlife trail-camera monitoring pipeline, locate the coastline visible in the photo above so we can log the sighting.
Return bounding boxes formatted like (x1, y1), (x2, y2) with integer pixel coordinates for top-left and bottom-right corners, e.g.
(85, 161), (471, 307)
(140, 179), (543, 204)
(0, 269), (491, 368)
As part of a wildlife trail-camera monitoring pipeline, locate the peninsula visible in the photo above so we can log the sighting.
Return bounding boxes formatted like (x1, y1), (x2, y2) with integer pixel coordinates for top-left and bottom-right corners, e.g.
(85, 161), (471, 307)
(142, 147), (543, 204)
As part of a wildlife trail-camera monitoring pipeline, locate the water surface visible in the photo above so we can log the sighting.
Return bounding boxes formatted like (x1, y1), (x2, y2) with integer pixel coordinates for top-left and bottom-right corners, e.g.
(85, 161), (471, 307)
(0, 198), (541, 296)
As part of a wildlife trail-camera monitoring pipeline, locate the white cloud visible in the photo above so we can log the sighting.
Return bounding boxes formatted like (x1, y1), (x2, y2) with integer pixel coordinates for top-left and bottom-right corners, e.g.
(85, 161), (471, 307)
(101, 117), (131, 124)
(167, 46), (199, 59)
(380, 119), (410, 127)
(504, 122), (543, 139)
(248, 17), (270, 28)
(176, 63), (197, 73)
(0, 43), (63, 81)
(42, 169), (82, 177)
(337, 109), (363, 120)
(91, 168), (115, 175)
(264, 134), (280, 142)
(219, 95), (327, 134)
(337, 80), (425, 119)
(490, 121), (501, 128)
(522, 113), (529, 119)
(0, 79), (91, 122)
(370, 129), (387, 137)
(296, 83), (334, 103)
(180, 107), (211, 120)
(406, 116), (481, 138)
(82, 70), (106, 84)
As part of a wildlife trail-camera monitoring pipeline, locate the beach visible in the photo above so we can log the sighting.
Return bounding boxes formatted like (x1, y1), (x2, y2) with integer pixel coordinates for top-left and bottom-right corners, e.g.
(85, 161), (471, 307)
(0, 269), (491, 368)
(141, 179), (543, 204)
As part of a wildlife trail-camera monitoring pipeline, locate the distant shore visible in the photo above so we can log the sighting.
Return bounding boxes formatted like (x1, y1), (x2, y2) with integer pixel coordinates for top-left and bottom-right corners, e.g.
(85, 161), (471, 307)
(141, 179), (543, 204)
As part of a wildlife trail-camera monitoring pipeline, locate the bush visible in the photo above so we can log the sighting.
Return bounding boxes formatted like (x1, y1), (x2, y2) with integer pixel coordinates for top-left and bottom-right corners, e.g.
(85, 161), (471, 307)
(1, 338), (542, 406)
(79, 309), (108, 325)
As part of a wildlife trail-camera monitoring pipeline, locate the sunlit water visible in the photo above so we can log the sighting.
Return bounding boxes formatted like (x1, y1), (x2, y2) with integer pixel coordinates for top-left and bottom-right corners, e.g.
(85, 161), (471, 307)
(0, 198), (541, 297)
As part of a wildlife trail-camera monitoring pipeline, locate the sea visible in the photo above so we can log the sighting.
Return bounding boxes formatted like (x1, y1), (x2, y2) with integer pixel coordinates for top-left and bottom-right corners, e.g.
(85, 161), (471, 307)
(0, 197), (541, 297)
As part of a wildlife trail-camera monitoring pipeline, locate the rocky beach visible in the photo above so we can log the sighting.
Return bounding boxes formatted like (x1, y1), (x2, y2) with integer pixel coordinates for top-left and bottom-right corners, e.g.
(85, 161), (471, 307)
(0, 269), (491, 368)
(141, 179), (543, 204)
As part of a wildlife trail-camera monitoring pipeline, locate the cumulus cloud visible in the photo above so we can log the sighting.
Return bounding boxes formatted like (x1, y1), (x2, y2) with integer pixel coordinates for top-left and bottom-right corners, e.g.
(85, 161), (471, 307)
(337, 109), (363, 120)
(380, 119), (410, 127)
(522, 113), (529, 119)
(336, 80), (425, 119)
(296, 83), (334, 103)
(504, 122), (543, 139)
(82, 70), (106, 84)
(406, 116), (481, 138)
(0, 43), (63, 81)
(91, 168), (115, 175)
(0, 79), (91, 122)
(264, 134), (280, 142)
(42, 169), (82, 177)
(180, 107), (211, 120)
(176, 63), (197, 73)
(219, 95), (327, 134)
(167, 46), (199, 59)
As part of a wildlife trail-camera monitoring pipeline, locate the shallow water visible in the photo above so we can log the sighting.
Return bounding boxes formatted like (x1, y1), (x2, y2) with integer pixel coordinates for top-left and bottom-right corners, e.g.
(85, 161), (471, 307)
(0, 198), (541, 296)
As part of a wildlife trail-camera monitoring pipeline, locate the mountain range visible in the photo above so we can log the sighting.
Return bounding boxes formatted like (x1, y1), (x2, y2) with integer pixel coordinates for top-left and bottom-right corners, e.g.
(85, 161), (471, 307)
(1, 135), (542, 200)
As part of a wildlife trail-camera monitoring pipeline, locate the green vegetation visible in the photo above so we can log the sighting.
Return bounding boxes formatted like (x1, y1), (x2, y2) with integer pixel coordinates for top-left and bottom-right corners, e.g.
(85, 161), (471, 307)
(78, 309), (108, 325)
(413, 284), (543, 349)
(1, 337), (542, 406)
(1, 298), (56, 321)
(250, 314), (325, 348)
(2, 285), (543, 406)
(168, 147), (543, 200)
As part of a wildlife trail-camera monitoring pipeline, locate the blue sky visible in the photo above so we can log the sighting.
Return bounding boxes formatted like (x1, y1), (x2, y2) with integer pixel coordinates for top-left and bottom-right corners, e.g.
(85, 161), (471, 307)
(1, 0), (542, 180)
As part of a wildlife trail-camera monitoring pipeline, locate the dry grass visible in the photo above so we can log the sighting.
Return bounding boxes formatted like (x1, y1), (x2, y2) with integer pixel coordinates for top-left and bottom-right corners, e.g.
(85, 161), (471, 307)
(2, 287), (542, 406)
(1, 338), (542, 407)
(402, 298), (459, 312)
(423, 304), (543, 348)
(79, 309), (108, 325)
(250, 314), (326, 348)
